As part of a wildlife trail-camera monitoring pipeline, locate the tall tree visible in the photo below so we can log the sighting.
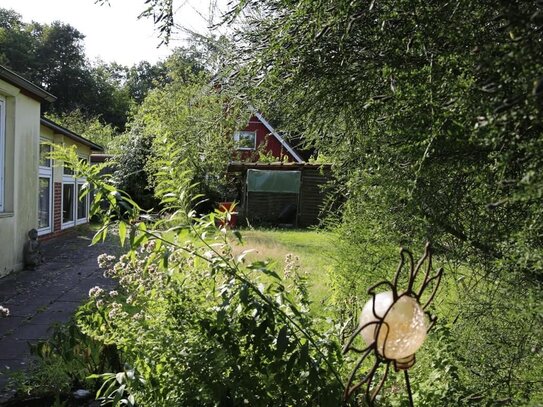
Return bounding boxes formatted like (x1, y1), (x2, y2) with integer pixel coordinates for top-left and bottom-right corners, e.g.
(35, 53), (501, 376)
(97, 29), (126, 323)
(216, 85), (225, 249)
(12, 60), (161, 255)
(0, 8), (133, 130)
(0, 9), (36, 76)
(126, 60), (167, 104)
(86, 61), (132, 129)
(30, 21), (94, 113)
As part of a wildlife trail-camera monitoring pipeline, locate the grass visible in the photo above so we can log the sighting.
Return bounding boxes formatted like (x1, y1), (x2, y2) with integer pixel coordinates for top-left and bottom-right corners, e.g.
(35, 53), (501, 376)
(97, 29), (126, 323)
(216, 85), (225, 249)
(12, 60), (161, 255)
(234, 228), (338, 312)
(93, 220), (337, 311)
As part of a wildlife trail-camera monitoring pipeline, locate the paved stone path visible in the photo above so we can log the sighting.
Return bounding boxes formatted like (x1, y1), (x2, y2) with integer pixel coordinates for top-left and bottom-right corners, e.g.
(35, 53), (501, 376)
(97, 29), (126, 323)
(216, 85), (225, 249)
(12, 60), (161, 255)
(0, 228), (118, 402)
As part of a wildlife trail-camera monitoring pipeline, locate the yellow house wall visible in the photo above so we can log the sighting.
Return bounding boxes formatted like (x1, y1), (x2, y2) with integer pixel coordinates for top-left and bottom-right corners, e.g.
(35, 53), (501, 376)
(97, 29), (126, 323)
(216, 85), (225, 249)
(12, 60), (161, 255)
(40, 131), (91, 181)
(55, 135), (91, 177)
(40, 126), (54, 143)
(0, 79), (41, 277)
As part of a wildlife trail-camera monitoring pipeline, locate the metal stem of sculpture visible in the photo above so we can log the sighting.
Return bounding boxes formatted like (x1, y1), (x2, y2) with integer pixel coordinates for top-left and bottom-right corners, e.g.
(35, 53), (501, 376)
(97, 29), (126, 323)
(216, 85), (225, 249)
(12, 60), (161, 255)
(342, 242), (443, 406)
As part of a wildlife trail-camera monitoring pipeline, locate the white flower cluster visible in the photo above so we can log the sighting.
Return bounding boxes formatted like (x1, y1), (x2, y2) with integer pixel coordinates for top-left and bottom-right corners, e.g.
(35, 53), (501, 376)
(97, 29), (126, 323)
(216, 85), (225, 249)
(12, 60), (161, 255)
(108, 302), (127, 320)
(143, 240), (157, 253)
(0, 305), (9, 318)
(103, 254), (130, 279)
(92, 240), (198, 321)
(89, 286), (104, 298)
(284, 253), (301, 279)
(97, 254), (117, 269)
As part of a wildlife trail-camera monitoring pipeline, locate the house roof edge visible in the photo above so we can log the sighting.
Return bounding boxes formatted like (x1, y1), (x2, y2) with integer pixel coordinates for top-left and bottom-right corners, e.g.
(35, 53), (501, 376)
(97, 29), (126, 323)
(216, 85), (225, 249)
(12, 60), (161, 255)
(0, 65), (56, 103)
(40, 117), (104, 152)
(249, 108), (304, 163)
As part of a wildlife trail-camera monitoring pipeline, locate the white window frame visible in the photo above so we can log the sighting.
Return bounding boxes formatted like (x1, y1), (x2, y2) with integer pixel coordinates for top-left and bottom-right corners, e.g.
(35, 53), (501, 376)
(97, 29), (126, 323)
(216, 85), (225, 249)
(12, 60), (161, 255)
(76, 156), (89, 225)
(61, 173), (76, 229)
(62, 156), (89, 229)
(234, 130), (257, 151)
(75, 180), (88, 225)
(0, 97), (5, 212)
(37, 140), (53, 236)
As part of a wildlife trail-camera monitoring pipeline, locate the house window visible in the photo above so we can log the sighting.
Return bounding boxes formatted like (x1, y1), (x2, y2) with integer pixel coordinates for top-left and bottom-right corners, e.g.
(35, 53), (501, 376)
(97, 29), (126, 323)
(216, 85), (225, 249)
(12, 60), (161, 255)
(77, 183), (87, 220)
(38, 178), (51, 229)
(62, 183), (75, 224)
(234, 131), (257, 150)
(62, 157), (88, 229)
(63, 164), (74, 176)
(38, 140), (53, 235)
(39, 143), (51, 167)
(0, 97), (5, 212)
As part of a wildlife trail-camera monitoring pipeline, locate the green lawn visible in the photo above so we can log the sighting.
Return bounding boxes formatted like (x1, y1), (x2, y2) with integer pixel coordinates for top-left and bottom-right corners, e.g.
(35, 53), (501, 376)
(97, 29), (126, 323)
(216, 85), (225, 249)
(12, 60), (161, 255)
(235, 228), (337, 312)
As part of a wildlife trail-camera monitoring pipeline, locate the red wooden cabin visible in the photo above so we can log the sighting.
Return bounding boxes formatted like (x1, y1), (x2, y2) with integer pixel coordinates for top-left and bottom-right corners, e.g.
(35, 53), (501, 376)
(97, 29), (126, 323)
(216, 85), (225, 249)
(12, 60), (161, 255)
(233, 111), (304, 163)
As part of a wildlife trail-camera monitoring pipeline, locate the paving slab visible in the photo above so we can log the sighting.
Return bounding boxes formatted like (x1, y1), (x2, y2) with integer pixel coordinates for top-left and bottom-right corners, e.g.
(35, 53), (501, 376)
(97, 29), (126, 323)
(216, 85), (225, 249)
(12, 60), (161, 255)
(0, 226), (119, 402)
(57, 290), (89, 303)
(10, 322), (51, 341)
(0, 317), (25, 339)
(0, 338), (30, 360)
(1, 303), (40, 319)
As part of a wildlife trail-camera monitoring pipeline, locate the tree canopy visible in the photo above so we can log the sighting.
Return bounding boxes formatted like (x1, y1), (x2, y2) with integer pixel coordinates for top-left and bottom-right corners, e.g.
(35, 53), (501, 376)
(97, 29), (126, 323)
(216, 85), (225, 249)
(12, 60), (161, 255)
(218, 1), (543, 402)
(210, 0), (543, 277)
(0, 8), (201, 132)
(108, 0), (541, 402)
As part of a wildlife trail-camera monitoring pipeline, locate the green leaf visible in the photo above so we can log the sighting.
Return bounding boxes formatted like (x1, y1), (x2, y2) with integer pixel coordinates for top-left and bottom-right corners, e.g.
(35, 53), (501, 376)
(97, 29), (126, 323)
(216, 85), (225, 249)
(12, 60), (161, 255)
(162, 249), (170, 269)
(119, 221), (127, 247)
(276, 326), (288, 357)
(233, 229), (243, 243)
(236, 249), (255, 263)
(91, 225), (108, 245)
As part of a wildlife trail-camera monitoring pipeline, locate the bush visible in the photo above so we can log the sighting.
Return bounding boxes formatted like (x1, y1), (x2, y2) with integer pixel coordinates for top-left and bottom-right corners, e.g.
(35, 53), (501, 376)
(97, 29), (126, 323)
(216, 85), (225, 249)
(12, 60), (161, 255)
(7, 321), (121, 401)
(78, 229), (344, 406)
(51, 144), (346, 406)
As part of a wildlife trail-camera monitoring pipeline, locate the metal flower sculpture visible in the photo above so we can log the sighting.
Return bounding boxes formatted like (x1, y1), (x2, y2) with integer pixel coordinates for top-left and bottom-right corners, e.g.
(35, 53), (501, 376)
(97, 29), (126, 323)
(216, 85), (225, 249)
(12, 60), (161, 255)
(342, 243), (443, 406)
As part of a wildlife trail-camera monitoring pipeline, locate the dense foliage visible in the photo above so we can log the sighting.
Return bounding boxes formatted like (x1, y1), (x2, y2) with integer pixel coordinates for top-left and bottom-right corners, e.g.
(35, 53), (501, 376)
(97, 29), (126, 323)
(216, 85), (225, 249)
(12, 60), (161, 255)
(225, 0), (543, 273)
(93, 0), (543, 403)
(50, 145), (346, 406)
(45, 110), (119, 150)
(142, 80), (247, 204)
(218, 1), (543, 404)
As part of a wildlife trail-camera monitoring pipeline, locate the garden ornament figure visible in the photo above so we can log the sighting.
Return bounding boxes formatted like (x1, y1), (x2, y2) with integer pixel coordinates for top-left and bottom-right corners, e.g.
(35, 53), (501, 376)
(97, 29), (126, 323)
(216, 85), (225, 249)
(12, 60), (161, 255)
(343, 242), (443, 406)
(23, 228), (43, 269)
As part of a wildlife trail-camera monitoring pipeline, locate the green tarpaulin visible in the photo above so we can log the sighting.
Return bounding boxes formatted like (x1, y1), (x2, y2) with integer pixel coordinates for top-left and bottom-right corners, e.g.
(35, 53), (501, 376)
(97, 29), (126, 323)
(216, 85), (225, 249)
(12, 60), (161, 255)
(247, 169), (301, 193)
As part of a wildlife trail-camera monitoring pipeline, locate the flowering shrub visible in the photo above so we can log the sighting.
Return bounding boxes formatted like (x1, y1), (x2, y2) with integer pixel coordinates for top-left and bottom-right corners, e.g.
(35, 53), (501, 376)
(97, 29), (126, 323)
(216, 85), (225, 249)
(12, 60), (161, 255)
(51, 144), (347, 406)
(78, 221), (345, 406)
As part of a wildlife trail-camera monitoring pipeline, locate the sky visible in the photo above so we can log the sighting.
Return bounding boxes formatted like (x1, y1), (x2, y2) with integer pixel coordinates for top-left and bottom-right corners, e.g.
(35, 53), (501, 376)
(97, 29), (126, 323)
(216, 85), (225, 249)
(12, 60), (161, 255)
(1, 0), (224, 66)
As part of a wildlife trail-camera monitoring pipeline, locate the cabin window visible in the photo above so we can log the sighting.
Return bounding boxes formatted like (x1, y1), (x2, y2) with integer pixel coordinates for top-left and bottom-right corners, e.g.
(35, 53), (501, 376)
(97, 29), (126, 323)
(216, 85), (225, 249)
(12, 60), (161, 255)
(0, 97), (5, 212)
(234, 131), (257, 150)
